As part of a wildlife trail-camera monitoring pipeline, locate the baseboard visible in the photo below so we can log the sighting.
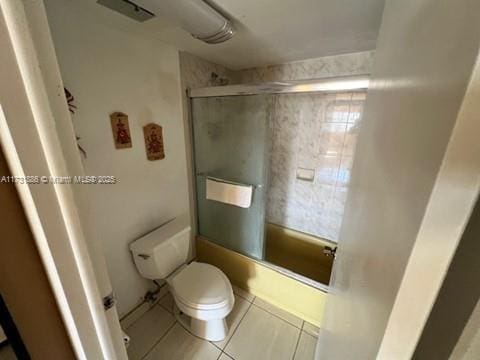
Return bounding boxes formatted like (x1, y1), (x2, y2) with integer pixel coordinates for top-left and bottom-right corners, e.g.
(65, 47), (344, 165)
(196, 237), (327, 326)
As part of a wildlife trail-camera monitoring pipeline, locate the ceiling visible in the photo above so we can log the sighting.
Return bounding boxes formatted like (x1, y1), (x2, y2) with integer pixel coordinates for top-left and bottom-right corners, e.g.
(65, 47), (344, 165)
(137, 0), (386, 70)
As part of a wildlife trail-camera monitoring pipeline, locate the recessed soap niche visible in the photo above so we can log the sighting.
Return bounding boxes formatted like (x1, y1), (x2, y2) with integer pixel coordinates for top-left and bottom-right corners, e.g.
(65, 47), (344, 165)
(296, 167), (316, 182)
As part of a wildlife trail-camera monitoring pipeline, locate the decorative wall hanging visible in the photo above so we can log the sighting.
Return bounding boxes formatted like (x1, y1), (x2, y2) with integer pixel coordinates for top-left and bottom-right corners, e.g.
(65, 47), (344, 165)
(64, 87), (87, 158)
(110, 112), (132, 149)
(143, 123), (165, 161)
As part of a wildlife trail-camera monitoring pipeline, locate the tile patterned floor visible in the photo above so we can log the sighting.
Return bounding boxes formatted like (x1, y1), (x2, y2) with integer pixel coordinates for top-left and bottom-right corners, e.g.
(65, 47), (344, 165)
(124, 285), (319, 360)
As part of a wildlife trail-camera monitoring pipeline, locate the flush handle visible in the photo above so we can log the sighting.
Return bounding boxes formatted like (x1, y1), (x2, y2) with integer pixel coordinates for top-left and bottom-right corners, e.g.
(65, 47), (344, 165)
(138, 254), (150, 260)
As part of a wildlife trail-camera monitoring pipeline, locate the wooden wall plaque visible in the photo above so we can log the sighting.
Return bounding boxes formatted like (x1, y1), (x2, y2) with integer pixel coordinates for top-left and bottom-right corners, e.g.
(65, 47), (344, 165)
(143, 123), (165, 161)
(110, 112), (132, 149)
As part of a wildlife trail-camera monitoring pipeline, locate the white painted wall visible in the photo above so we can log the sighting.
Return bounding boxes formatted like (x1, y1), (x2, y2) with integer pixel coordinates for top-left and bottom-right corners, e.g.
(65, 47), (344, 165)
(44, 0), (190, 316)
(317, 0), (480, 358)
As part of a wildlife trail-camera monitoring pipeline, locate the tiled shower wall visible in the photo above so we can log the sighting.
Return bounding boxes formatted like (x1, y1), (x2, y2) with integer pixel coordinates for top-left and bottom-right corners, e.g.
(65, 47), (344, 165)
(267, 92), (366, 241)
(180, 51), (373, 242)
(236, 52), (373, 242)
(235, 51), (374, 83)
(179, 51), (236, 89)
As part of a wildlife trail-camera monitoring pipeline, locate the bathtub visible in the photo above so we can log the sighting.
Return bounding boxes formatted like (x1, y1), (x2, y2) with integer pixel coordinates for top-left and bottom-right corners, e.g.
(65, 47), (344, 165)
(265, 222), (335, 285)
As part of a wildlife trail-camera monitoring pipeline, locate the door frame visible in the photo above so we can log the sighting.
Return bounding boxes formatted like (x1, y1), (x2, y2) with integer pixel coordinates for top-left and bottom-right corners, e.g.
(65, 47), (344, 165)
(377, 54), (480, 359)
(0, 1), (122, 358)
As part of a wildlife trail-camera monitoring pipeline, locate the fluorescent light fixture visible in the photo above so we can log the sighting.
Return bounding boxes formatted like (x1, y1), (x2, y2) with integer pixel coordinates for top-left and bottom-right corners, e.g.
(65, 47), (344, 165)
(135, 0), (235, 44)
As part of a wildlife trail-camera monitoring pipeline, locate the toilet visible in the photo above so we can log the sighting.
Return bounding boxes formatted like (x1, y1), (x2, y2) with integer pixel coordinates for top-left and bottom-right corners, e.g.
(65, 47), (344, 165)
(130, 214), (234, 341)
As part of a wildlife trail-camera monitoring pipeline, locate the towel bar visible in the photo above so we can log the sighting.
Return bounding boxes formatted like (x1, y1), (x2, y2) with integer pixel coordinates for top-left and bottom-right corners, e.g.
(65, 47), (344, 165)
(196, 173), (263, 189)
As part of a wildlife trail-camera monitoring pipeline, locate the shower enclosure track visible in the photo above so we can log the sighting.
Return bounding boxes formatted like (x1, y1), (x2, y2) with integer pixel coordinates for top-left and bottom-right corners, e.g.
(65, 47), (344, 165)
(188, 74), (370, 98)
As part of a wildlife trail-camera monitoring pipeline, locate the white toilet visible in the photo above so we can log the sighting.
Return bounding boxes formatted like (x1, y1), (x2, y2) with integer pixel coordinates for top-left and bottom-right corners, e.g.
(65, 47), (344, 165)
(130, 214), (234, 341)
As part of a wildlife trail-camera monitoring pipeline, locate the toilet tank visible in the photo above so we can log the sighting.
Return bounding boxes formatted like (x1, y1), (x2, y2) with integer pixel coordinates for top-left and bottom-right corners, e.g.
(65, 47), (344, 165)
(130, 214), (191, 280)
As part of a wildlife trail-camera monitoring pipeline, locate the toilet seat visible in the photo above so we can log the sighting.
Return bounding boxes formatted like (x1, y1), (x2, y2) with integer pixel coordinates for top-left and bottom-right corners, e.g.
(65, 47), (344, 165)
(169, 262), (234, 340)
(169, 262), (233, 311)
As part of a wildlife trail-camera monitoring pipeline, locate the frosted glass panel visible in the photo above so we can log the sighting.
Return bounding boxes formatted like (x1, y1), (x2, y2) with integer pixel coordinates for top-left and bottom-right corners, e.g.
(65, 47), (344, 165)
(192, 95), (270, 260)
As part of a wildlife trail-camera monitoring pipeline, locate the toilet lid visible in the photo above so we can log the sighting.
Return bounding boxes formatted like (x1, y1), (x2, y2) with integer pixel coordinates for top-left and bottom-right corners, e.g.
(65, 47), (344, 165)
(170, 262), (232, 310)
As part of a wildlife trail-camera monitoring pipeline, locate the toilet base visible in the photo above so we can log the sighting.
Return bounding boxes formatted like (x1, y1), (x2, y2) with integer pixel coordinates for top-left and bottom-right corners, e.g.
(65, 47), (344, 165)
(173, 303), (228, 341)
(191, 317), (228, 341)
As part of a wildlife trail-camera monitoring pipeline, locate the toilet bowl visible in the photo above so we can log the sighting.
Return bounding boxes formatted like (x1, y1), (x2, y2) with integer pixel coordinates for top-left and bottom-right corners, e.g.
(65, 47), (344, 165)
(168, 261), (234, 341)
(129, 214), (234, 341)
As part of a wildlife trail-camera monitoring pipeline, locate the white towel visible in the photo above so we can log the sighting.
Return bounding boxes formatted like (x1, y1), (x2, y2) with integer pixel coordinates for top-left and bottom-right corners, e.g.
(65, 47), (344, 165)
(206, 177), (253, 208)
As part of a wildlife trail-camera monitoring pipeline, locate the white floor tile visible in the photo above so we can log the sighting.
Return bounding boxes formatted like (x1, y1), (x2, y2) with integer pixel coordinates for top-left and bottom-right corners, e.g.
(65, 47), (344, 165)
(120, 286), (168, 329)
(144, 323), (221, 360)
(218, 353), (234, 360)
(232, 285), (255, 302)
(212, 295), (251, 349)
(253, 297), (303, 328)
(294, 331), (317, 360)
(302, 322), (320, 337)
(126, 305), (175, 360)
(225, 305), (301, 360)
(121, 302), (154, 330)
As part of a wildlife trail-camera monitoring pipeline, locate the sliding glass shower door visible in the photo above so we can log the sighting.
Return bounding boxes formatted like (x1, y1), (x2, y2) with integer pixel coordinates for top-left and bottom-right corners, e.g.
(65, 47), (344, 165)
(192, 95), (271, 260)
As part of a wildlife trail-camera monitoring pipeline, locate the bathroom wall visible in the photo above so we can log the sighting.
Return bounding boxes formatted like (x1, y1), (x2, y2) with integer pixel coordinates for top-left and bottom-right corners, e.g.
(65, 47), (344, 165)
(45, 0), (189, 316)
(317, 0), (480, 357)
(235, 52), (374, 241)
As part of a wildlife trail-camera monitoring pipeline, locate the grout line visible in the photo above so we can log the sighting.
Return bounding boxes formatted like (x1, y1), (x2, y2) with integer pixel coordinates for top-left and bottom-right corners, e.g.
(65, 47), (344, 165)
(158, 296), (173, 314)
(219, 351), (234, 360)
(211, 294), (256, 351)
(140, 320), (177, 360)
(250, 302), (302, 330)
(158, 291), (169, 301)
(291, 327), (303, 360)
(123, 301), (162, 331)
(221, 300), (254, 354)
(211, 341), (223, 352)
(236, 293), (254, 303)
(158, 303), (172, 314)
(232, 288), (255, 303)
(120, 284), (167, 322)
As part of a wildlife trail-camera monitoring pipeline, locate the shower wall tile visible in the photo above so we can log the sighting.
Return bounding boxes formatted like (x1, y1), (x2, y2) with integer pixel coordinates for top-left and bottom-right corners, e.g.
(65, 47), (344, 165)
(266, 92), (366, 242)
(318, 123), (348, 156)
(316, 155), (342, 186)
(337, 155), (354, 185)
(242, 51), (372, 242)
(179, 51), (236, 89)
(343, 124), (359, 157)
(234, 51), (375, 84)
